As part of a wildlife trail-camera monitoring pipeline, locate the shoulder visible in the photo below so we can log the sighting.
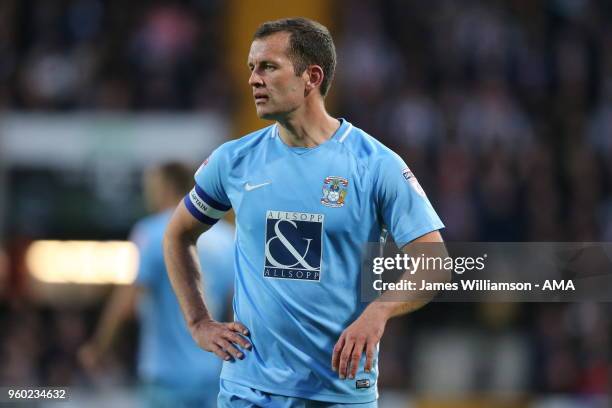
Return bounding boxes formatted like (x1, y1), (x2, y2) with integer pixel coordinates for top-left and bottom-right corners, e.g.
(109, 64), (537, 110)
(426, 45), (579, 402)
(212, 124), (276, 161)
(339, 121), (403, 169)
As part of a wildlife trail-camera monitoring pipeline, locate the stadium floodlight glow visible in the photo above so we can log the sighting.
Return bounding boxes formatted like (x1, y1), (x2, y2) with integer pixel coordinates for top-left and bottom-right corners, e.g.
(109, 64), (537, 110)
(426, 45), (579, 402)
(26, 240), (139, 284)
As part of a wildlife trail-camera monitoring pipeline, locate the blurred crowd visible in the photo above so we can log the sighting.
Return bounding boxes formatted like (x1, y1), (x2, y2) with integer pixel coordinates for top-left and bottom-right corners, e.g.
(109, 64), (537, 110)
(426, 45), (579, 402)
(336, 0), (612, 243)
(1, 0), (612, 401)
(334, 0), (612, 396)
(0, 0), (232, 112)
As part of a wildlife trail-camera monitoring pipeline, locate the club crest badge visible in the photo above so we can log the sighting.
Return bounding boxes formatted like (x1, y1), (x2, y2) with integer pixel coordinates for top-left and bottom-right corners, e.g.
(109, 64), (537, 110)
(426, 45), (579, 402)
(321, 176), (348, 208)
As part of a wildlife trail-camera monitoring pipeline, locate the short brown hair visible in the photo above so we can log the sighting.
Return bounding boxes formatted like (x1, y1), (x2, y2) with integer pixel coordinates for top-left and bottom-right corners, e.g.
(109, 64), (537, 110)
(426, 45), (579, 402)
(254, 17), (336, 97)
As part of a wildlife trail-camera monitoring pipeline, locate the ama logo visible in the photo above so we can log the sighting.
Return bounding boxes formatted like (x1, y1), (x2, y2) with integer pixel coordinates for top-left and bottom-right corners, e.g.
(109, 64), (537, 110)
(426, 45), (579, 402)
(264, 211), (324, 281)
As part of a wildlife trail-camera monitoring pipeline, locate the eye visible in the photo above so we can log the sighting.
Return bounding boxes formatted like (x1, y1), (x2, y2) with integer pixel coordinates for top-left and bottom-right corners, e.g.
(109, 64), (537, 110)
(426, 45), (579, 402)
(264, 64), (276, 71)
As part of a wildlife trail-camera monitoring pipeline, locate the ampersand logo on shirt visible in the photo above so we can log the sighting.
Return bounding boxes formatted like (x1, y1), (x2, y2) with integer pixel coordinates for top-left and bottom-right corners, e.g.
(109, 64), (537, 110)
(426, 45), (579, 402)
(264, 211), (324, 281)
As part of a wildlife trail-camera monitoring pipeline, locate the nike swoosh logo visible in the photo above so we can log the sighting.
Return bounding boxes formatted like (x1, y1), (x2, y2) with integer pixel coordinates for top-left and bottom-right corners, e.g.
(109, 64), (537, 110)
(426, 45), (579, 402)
(244, 181), (271, 191)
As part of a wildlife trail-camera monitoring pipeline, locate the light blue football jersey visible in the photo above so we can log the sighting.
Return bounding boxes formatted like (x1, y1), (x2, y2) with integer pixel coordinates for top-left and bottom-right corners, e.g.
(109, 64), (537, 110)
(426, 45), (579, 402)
(131, 211), (235, 392)
(184, 119), (444, 403)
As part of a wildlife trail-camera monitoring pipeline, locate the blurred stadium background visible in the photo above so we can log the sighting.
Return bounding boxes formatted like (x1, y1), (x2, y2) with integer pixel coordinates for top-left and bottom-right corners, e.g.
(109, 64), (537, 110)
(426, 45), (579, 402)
(1, 0), (611, 407)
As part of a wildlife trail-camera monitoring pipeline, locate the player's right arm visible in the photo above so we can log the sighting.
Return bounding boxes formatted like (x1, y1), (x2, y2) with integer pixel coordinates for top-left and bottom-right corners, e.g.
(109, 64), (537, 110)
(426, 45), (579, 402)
(163, 194), (251, 361)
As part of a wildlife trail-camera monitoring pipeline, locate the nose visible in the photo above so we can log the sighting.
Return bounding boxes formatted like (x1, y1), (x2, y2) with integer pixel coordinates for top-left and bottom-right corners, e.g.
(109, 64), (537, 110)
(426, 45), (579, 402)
(248, 69), (263, 87)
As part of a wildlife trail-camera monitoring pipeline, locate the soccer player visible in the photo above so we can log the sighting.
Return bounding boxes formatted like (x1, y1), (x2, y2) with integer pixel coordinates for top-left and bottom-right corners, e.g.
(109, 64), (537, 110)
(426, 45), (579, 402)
(164, 18), (445, 407)
(79, 163), (235, 408)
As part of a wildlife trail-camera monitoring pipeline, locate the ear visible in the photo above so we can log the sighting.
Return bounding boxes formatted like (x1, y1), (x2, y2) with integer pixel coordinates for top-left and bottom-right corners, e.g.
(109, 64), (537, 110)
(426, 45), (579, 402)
(303, 65), (324, 96)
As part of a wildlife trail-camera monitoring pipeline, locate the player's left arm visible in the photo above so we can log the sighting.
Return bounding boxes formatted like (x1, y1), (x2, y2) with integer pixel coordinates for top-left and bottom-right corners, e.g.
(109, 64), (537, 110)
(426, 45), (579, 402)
(369, 229), (448, 317)
(331, 230), (447, 379)
(332, 150), (448, 379)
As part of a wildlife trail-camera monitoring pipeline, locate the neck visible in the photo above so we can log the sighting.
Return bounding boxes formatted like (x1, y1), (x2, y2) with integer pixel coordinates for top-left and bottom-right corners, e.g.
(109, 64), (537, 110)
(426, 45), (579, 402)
(276, 99), (340, 148)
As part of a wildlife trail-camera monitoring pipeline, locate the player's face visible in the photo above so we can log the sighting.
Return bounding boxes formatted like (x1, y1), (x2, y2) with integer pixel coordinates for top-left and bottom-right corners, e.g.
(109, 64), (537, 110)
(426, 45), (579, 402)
(247, 32), (307, 120)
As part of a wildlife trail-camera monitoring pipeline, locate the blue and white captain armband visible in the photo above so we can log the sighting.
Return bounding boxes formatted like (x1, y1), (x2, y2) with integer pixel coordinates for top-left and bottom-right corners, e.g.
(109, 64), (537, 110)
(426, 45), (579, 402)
(184, 185), (231, 225)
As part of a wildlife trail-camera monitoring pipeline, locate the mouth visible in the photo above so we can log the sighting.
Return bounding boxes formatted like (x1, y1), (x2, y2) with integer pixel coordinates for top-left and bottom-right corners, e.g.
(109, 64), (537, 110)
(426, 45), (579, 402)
(254, 94), (269, 104)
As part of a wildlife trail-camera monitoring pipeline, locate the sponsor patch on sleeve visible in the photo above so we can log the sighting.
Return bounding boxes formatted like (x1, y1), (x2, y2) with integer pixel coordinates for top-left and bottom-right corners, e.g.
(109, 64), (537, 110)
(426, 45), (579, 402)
(194, 157), (210, 177)
(402, 167), (427, 197)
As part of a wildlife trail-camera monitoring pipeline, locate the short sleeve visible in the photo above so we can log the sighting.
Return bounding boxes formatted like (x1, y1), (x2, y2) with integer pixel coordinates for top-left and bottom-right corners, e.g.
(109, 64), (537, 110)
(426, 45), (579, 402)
(184, 145), (232, 225)
(374, 152), (444, 248)
(130, 223), (161, 287)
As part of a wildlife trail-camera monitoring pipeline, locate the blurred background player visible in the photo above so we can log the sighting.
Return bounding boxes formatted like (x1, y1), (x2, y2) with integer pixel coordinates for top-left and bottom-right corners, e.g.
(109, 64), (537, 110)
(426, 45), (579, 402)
(79, 162), (235, 408)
